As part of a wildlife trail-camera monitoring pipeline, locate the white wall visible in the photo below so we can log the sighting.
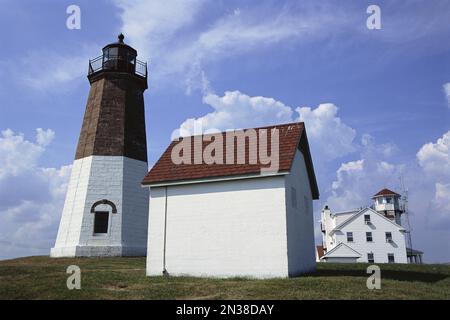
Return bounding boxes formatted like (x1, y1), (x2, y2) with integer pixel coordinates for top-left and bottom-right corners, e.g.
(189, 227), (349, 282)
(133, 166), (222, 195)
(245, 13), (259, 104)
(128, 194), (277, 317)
(51, 156), (148, 257)
(335, 209), (408, 264)
(147, 176), (290, 278)
(284, 151), (316, 275)
(324, 257), (358, 263)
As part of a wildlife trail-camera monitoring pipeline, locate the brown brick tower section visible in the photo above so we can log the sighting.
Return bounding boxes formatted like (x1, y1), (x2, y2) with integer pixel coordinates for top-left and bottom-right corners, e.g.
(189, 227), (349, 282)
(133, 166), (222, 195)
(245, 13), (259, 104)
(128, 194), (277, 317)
(75, 34), (148, 162)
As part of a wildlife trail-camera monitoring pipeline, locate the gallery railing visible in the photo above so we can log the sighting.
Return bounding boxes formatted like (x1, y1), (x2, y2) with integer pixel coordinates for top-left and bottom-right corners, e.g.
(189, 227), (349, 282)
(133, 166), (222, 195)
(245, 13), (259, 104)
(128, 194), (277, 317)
(88, 55), (147, 78)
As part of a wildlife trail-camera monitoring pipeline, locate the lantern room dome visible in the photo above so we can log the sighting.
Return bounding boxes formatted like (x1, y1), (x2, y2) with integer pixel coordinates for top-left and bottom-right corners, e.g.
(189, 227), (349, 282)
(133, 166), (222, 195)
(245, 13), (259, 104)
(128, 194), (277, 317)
(102, 33), (137, 56)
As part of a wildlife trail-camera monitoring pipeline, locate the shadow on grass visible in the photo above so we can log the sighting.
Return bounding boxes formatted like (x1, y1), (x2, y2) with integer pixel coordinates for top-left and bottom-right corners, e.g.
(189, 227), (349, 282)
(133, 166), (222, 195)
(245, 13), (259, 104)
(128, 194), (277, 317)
(307, 268), (448, 283)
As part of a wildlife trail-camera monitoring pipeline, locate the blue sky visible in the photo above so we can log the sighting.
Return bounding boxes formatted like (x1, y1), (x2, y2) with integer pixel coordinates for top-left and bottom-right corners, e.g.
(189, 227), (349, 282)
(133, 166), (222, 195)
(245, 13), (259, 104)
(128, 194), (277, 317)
(0, 0), (449, 262)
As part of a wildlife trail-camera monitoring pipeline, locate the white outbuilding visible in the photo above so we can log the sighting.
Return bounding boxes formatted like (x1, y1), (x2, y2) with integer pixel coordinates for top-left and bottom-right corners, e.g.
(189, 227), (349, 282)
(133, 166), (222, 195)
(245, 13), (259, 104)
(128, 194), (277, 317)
(142, 122), (319, 278)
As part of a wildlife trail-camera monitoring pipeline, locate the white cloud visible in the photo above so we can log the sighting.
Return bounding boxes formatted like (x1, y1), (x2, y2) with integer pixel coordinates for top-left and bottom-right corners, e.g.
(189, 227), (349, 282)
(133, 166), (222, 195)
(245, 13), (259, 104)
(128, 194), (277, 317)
(431, 183), (450, 220)
(114, 0), (205, 61)
(414, 131), (450, 229)
(296, 104), (356, 159)
(417, 130), (450, 178)
(0, 129), (70, 260)
(115, 1), (349, 93)
(176, 91), (357, 165)
(177, 91), (293, 136)
(36, 128), (55, 147)
(16, 43), (99, 91)
(20, 54), (87, 90)
(443, 83), (450, 108)
(326, 134), (404, 211)
(0, 128), (49, 179)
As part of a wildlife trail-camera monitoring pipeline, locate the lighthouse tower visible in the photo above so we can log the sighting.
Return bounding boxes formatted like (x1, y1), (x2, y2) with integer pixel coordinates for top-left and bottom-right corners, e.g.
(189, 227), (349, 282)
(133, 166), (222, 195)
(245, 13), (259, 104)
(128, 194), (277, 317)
(372, 188), (404, 225)
(51, 34), (149, 257)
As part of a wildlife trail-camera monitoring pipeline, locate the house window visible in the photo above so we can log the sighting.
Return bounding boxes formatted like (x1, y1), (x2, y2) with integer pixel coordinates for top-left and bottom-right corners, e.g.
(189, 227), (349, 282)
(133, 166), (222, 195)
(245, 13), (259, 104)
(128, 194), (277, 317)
(291, 187), (297, 208)
(347, 232), (354, 242)
(367, 253), (375, 263)
(366, 232), (373, 242)
(388, 253), (395, 263)
(386, 197), (392, 204)
(94, 211), (109, 234)
(364, 214), (371, 224)
(386, 232), (393, 242)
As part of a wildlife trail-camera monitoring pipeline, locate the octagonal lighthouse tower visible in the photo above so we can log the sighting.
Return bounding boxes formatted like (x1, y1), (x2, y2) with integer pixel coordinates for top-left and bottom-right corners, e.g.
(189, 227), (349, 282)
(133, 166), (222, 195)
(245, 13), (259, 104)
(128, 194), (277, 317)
(51, 34), (149, 257)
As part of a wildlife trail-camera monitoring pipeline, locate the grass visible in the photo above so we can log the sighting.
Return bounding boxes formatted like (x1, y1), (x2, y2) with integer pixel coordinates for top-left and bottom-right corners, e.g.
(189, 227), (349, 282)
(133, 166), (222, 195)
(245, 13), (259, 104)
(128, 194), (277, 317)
(0, 256), (449, 299)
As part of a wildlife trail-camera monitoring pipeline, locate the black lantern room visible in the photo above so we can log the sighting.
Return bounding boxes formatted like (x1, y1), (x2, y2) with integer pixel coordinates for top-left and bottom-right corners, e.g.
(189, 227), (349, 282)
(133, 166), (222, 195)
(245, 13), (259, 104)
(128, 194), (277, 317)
(88, 34), (147, 79)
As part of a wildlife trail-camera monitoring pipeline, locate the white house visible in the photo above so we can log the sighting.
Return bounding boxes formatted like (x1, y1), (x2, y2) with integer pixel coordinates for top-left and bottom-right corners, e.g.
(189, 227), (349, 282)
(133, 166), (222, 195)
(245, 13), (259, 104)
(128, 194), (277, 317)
(317, 188), (424, 264)
(142, 122), (319, 278)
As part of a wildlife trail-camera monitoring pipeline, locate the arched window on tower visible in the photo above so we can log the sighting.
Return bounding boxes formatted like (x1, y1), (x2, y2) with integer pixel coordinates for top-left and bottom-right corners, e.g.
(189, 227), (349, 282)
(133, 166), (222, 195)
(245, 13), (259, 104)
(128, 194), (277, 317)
(90, 199), (118, 235)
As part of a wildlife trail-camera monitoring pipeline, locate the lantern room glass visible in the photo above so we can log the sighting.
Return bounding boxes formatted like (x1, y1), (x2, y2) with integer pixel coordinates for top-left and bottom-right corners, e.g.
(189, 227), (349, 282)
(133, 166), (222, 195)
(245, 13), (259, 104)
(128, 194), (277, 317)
(102, 46), (137, 73)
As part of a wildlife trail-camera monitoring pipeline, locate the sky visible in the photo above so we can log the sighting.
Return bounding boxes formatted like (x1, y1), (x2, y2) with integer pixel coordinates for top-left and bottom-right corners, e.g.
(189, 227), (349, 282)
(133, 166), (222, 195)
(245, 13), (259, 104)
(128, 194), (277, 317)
(0, 0), (449, 262)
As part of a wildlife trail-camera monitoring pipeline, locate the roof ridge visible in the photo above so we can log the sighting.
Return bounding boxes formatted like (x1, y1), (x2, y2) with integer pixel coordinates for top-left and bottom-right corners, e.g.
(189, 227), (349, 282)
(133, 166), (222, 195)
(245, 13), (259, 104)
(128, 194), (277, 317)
(174, 121), (305, 140)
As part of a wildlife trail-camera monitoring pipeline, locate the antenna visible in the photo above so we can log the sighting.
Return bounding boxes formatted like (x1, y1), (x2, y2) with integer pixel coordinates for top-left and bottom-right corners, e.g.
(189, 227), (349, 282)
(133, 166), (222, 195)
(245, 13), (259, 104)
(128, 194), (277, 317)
(400, 175), (413, 263)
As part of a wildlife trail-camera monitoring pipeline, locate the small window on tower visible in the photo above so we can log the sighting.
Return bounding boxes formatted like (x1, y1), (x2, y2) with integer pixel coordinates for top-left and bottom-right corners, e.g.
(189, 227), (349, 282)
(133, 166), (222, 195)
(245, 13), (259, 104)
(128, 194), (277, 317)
(386, 197), (392, 204)
(94, 211), (109, 234)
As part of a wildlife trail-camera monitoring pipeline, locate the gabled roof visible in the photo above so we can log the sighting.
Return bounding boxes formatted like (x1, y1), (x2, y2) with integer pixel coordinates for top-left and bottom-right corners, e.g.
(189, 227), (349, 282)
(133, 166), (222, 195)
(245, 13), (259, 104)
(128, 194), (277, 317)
(332, 209), (360, 216)
(142, 122), (319, 199)
(321, 243), (362, 259)
(329, 207), (405, 235)
(373, 188), (401, 198)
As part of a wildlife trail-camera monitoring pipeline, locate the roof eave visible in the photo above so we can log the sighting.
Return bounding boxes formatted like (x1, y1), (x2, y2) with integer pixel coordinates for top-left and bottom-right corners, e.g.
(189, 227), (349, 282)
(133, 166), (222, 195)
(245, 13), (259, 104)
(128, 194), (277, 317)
(142, 171), (290, 188)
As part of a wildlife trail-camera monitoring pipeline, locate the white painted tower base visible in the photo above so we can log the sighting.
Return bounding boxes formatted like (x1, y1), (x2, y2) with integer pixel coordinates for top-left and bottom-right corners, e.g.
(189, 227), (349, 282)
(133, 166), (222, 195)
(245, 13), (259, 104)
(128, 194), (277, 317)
(51, 155), (149, 257)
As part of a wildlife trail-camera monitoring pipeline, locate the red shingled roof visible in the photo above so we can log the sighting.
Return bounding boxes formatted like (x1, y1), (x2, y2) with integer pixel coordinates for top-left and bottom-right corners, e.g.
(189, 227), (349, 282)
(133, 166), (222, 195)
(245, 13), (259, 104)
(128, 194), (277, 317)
(373, 188), (401, 198)
(142, 122), (319, 199)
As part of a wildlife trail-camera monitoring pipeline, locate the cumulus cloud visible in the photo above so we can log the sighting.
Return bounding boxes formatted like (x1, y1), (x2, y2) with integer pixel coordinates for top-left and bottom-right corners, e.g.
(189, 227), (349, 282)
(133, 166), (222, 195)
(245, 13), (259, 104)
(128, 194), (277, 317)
(417, 130), (450, 178)
(323, 131), (407, 214)
(36, 128), (55, 147)
(430, 183), (450, 222)
(176, 91), (357, 165)
(415, 131), (450, 229)
(444, 83), (450, 108)
(0, 129), (70, 260)
(296, 104), (356, 159)
(177, 91), (293, 136)
(0, 128), (54, 179)
(326, 134), (404, 212)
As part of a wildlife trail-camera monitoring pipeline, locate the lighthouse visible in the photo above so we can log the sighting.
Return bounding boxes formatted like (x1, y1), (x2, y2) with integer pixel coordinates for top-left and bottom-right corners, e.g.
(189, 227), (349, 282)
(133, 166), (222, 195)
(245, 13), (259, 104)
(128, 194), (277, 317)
(51, 34), (149, 257)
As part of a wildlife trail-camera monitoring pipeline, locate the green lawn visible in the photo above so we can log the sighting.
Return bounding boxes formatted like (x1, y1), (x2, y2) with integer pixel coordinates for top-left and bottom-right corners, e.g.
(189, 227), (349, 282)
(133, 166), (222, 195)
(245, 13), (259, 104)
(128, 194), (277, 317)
(0, 256), (449, 299)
